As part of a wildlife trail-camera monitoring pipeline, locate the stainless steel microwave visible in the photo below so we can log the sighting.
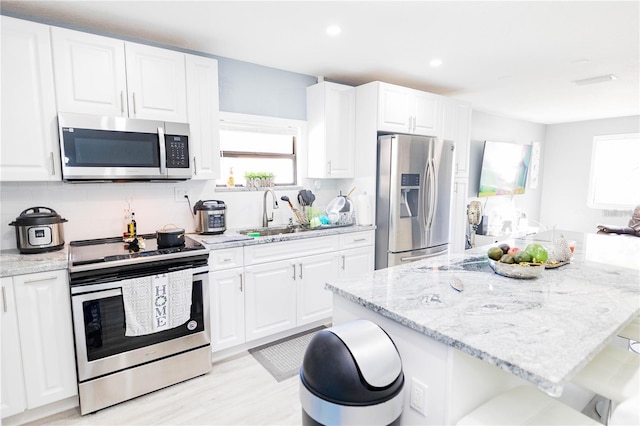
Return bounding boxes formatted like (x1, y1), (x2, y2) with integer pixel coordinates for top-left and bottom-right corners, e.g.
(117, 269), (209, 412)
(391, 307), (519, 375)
(58, 113), (191, 181)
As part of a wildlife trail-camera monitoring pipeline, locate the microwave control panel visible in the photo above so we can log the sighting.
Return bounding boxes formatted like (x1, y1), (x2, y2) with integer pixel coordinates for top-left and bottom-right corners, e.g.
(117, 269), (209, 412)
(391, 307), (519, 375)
(165, 135), (189, 168)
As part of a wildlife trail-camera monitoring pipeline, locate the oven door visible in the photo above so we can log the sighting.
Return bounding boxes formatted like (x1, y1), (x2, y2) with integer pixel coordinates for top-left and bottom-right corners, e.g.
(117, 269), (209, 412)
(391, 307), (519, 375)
(71, 267), (210, 382)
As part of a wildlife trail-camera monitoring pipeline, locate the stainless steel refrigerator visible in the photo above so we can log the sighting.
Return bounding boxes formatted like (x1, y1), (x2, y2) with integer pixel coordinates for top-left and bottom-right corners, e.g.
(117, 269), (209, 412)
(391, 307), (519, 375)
(375, 134), (454, 270)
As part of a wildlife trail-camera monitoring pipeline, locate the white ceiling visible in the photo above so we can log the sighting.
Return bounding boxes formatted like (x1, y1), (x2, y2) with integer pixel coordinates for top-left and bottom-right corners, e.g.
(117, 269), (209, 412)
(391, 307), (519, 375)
(2, 1), (639, 124)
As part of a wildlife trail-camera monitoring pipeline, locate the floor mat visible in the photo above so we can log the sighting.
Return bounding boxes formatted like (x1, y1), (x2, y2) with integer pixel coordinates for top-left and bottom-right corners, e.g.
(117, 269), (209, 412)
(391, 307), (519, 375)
(249, 326), (326, 382)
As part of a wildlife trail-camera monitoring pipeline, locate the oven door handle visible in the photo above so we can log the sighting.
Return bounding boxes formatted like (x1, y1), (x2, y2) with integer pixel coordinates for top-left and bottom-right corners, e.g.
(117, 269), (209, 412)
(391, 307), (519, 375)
(71, 282), (124, 295)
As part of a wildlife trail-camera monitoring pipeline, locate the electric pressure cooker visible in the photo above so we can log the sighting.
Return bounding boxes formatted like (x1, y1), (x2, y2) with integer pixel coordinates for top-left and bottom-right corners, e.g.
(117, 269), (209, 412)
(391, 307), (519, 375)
(193, 200), (226, 234)
(9, 206), (68, 253)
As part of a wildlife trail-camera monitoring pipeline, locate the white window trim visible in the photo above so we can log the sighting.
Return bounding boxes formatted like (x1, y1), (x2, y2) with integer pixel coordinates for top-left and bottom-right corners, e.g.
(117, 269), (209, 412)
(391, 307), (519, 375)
(587, 132), (640, 210)
(218, 111), (308, 187)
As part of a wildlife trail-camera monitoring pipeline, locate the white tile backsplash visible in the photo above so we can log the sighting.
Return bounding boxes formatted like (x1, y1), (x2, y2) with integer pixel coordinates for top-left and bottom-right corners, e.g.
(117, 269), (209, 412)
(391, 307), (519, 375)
(0, 179), (347, 250)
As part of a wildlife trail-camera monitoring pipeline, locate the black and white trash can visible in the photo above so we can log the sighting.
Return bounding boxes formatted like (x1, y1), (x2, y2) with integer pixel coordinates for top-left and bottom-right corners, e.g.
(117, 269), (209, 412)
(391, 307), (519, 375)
(299, 319), (405, 425)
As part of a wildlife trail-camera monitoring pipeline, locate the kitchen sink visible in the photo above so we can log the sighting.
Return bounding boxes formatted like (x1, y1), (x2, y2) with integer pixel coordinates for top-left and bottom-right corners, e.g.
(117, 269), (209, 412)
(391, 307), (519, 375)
(236, 225), (310, 237)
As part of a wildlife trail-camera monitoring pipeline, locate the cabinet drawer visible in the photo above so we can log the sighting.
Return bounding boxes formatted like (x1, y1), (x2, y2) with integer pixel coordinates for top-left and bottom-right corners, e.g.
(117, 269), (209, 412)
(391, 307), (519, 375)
(339, 231), (374, 250)
(244, 236), (339, 265)
(209, 247), (244, 271)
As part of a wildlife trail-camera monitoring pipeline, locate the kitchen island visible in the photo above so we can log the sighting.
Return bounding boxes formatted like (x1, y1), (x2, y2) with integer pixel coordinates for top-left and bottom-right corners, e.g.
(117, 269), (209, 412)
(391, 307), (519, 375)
(326, 230), (640, 425)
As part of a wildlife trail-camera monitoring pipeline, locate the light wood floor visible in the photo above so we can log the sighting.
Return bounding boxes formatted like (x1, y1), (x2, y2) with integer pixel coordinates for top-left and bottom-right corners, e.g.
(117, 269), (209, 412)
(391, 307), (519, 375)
(30, 353), (301, 425)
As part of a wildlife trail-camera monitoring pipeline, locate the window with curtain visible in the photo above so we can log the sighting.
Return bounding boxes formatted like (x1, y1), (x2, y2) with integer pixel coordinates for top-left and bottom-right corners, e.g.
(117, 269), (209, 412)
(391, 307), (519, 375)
(588, 133), (640, 209)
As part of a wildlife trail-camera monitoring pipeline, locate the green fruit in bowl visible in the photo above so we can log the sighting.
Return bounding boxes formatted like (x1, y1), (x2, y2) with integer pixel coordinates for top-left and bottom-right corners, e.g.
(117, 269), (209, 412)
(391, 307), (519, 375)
(488, 247), (504, 261)
(525, 243), (548, 263)
(500, 254), (515, 264)
(514, 250), (533, 263)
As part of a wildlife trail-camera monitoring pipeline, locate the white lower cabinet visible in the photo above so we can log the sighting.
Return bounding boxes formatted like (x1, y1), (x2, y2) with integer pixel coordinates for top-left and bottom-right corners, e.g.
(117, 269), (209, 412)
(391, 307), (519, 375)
(210, 268), (245, 352)
(339, 246), (375, 279)
(1, 270), (77, 420)
(296, 253), (339, 326)
(210, 231), (375, 349)
(1, 277), (27, 418)
(244, 259), (297, 342)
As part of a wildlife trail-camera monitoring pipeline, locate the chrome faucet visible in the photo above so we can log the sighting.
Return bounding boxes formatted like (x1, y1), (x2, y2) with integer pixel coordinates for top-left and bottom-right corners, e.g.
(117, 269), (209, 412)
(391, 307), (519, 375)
(262, 188), (279, 227)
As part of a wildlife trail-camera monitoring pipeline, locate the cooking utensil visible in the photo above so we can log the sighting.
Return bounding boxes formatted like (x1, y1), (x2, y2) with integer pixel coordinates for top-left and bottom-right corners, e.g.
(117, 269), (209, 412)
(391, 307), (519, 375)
(9, 206), (68, 253)
(156, 224), (185, 248)
(281, 196), (308, 225)
(306, 190), (316, 206)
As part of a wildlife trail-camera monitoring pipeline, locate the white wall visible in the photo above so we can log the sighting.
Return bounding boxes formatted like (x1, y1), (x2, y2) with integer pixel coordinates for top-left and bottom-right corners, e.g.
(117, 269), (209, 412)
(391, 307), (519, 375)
(467, 110), (547, 234)
(540, 115), (640, 233)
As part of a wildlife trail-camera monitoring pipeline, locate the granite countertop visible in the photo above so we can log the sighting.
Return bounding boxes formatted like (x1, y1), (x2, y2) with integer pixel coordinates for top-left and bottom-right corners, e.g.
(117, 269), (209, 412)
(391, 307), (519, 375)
(0, 246), (69, 278)
(190, 224), (375, 249)
(326, 230), (640, 396)
(0, 224), (375, 277)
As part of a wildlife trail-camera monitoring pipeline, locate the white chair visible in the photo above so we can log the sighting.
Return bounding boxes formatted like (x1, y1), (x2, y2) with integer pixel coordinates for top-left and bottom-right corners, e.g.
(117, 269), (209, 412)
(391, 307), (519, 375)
(618, 315), (640, 354)
(455, 385), (600, 425)
(572, 344), (640, 422)
(456, 385), (638, 426)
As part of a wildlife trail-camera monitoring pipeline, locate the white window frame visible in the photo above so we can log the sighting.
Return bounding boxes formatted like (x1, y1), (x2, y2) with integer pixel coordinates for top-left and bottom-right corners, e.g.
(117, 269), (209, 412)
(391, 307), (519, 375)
(587, 133), (640, 209)
(218, 112), (307, 187)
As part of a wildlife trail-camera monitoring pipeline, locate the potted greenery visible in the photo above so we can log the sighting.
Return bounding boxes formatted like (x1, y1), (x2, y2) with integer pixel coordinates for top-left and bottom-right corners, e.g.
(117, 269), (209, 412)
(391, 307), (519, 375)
(244, 172), (275, 189)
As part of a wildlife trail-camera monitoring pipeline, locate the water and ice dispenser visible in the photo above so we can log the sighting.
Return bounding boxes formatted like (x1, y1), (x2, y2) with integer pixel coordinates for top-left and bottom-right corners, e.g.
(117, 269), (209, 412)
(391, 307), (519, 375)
(400, 174), (419, 218)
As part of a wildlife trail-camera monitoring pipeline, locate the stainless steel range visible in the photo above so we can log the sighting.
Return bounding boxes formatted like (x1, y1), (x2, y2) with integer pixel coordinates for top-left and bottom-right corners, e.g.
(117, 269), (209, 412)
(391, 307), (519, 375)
(68, 234), (211, 415)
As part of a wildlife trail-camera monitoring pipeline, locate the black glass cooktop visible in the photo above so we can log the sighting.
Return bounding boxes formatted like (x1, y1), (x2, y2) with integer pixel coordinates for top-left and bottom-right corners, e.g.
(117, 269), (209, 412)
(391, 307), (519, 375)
(69, 234), (206, 268)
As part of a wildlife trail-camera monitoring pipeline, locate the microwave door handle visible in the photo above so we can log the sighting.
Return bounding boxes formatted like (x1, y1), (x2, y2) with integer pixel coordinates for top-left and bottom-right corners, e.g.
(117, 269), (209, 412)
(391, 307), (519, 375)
(158, 126), (167, 175)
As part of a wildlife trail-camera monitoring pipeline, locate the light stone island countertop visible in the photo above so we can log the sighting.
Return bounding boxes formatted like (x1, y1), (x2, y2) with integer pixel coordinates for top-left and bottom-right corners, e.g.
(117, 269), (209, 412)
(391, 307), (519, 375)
(326, 230), (640, 396)
(0, 224), (375, 277)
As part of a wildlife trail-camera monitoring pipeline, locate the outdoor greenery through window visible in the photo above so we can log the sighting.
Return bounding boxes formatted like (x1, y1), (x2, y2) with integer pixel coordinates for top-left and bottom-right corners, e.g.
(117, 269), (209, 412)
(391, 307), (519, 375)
(217, 114), (299, 187)
(588, 133), (640, 209)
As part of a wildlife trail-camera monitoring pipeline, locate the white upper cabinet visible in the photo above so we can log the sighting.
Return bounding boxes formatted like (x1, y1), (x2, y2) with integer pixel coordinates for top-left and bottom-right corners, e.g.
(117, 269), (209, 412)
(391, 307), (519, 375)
(1, 16), (60, 181)
(51, 27), (187, 122)
(186, 54), (221, 180)
(124, 42), (187, 121)
(307, 82), (355, 178)
(441, 98), (472, 178)
(51, 27), (128, 117)
(378, 82), (440, 136)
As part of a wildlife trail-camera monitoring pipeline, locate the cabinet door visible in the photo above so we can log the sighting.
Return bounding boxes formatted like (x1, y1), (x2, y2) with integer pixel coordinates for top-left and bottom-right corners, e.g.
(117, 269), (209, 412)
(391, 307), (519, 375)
(210, 268), (245, 352)
(125, 42), (187, 122)
(1, 277), (27, 418)
(186, 54), (221, 180)
(51, 26), (128, 116)
(296, 253), (339, 326)
(1, 17), (60, 181)
(307, 82), (355, 178)
(378, 83), (412, 133)
(13, 270), (77, 409)
(450, 178), (469, 253)
(412, 92), (439, 136)
(339, 246), (375, 279)
(244, 260), (296, 341)
(454, 102), (472, 178)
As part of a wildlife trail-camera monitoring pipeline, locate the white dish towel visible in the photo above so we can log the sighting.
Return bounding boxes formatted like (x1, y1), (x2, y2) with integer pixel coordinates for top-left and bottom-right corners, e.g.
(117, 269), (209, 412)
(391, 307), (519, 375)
(121, 269), (193, 337)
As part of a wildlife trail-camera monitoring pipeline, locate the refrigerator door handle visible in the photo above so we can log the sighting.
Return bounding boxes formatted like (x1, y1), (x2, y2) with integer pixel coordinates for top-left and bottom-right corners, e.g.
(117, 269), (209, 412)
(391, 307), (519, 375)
(422, 159), (430, 229)
(427, 158), (437, 229)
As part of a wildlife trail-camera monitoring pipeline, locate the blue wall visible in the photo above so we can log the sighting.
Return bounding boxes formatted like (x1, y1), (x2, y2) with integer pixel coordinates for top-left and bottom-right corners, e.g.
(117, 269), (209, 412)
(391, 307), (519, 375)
(215, 56), (316, 120)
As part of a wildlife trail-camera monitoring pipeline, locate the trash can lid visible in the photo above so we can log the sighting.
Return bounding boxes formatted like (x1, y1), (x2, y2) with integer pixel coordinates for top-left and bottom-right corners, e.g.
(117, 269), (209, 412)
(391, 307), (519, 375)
(328, 319), (402, 388)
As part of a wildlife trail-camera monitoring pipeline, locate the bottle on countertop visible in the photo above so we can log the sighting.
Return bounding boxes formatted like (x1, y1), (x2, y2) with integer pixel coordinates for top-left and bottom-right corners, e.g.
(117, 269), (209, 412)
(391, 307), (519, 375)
(227, 167), (235, 188)
(127, 212), (137, 238)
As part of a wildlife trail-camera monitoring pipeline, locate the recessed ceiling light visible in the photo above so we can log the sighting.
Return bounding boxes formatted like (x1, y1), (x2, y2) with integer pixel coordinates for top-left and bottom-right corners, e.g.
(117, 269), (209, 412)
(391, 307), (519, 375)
(572, 74), (617, 86)
(429, 58), (443, 68)
(326, 25), (341, 36)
